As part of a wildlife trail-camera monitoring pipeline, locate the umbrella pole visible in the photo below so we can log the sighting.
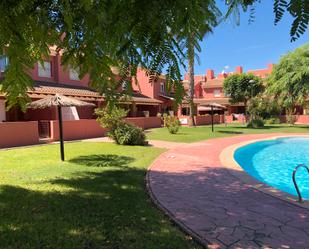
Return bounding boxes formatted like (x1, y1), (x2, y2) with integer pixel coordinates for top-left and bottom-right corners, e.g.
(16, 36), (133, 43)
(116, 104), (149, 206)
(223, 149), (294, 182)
(211, 106), (214, 132)
(57, 106), (65, 161)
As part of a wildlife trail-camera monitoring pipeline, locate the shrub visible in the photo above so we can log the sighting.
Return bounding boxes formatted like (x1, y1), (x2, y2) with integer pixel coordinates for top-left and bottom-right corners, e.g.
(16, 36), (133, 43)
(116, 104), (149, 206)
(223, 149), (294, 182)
(163, 114), (180, 134)
(112, 123), (147, 145)
(265, 117), (280, 125)
(286, 114), (297, 125)
(96, 106), (147, 145)
(95, 106), (127, 130)
(247, 118), (264, 128)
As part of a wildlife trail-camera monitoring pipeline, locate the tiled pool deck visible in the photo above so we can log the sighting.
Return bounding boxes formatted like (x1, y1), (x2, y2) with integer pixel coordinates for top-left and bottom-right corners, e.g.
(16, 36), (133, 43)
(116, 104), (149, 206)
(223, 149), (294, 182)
(147, 134), (309, 249)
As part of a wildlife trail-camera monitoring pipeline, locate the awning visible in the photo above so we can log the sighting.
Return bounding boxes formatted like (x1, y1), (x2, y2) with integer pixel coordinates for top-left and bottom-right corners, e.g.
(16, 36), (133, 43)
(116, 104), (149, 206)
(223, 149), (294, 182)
(198, 106), (221, 111)
(158, 93), (175, 100)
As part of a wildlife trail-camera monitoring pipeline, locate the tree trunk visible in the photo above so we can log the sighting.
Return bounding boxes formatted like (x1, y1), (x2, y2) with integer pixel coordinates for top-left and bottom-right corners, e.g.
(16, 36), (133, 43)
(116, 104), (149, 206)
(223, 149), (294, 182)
(244, 100), (247, 124)
(187, 33), (196, 127)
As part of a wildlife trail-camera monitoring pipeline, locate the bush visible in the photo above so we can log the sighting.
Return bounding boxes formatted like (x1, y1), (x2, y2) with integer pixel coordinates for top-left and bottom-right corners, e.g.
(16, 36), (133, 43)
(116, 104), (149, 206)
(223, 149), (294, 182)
(265, 117), (280, 125)
(95, 106), (128, 129)
(96, 106), (147, 145)
(111, 122), (147, 145)
(163, 114), (180, 134)
(286, 114), (297, 125)
(247, 118), (265, 128)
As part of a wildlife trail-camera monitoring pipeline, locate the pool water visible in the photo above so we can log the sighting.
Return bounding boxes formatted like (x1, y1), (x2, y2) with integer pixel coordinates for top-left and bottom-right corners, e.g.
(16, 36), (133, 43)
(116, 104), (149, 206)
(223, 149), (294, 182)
(234, 137), (309, 200)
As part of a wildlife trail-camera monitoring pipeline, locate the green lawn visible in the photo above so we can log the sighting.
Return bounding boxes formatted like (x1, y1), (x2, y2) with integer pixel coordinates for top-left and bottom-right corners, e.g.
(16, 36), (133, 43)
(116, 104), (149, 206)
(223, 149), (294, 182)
(146, 124), (309, 143)
(0, 142), (200, 249)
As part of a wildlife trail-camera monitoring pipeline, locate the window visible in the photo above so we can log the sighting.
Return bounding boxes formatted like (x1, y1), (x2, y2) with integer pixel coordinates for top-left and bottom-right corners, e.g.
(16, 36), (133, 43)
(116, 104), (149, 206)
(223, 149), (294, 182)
(213, 89), (221, 97)
(160, 82), (165, 93)
(0, 56), (9, 72)
(69, 66), (80, 80)
(38, 61), (51, 77)
(122, 80), (128, 90)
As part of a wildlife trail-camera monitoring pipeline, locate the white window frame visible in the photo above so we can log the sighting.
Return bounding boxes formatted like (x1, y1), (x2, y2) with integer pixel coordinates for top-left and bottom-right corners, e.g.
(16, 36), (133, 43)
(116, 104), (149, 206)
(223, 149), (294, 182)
(0, 56), (9, 72)
(69, 66), (80, 80)
(122, 81), (128, 90)
(38, 61), (51, 78)
(213, 89), (221, 97)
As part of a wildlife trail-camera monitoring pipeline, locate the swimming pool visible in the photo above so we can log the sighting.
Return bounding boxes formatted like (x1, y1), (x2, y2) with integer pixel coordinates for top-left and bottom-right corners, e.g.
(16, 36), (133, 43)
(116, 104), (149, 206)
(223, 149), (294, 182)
(234, 137), (309, 200)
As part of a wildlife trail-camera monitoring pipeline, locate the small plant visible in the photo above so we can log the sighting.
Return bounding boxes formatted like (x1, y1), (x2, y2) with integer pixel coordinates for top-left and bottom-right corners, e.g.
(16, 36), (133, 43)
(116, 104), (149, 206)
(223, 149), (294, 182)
(265, 117), (280, 125)
(163, 114), (180, 134)
(96, 106), (147, 145)
(247, 118), (265, 128)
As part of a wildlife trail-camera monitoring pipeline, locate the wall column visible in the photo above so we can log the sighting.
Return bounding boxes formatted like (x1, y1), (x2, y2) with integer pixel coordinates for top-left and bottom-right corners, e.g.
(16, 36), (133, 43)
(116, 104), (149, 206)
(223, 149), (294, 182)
(131, 103), (137, 117)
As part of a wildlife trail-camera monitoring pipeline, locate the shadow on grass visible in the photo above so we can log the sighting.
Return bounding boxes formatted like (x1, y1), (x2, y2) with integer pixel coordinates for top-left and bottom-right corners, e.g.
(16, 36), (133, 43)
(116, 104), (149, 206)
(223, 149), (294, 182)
(0, 167), (198, 249)
(217, 130), (243, 134)
(1, 163), (308, 248)
(69, 154), (134, 168)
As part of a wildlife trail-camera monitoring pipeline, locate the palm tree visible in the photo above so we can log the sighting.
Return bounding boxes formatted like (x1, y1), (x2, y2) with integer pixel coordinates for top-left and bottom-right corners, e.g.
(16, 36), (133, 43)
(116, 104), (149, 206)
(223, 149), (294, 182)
(183, 1), (220, 126)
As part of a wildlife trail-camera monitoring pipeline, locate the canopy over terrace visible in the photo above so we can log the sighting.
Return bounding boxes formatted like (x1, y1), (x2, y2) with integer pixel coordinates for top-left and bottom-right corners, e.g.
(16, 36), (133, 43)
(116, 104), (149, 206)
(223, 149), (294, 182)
(1, 81), (163, 121)
(200, 102), (226, 132)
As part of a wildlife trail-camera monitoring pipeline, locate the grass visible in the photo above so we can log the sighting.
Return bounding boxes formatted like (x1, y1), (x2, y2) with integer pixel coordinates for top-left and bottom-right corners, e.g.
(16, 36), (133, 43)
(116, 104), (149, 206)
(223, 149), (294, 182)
(0, 142), (201, 249)
(146, 123), (309, 143)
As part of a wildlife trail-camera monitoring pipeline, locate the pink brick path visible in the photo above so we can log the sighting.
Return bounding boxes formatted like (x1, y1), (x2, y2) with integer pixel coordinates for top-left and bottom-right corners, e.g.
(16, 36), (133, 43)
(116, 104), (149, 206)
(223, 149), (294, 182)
(147, 134), (309, 249)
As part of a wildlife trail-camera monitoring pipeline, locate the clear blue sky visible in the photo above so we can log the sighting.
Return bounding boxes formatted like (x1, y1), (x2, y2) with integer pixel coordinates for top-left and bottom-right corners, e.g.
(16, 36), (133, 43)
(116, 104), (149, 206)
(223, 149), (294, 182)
(191, 1), (309, 76)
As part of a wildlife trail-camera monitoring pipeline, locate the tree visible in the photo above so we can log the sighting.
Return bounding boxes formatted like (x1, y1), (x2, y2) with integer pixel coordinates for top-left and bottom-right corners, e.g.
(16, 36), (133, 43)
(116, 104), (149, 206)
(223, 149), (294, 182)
(223, 73), (263, 119)
(181, 1), (219, 126)
(226, 0), (309, 42)
(267, 43), (309, 116)
(0, 0), (219, 110)
(0, 0), (308, 110)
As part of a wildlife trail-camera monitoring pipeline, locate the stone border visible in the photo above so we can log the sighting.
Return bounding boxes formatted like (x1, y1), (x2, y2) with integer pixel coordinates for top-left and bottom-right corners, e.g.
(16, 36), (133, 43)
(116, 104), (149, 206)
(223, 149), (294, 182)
(220, 135), (309, 209)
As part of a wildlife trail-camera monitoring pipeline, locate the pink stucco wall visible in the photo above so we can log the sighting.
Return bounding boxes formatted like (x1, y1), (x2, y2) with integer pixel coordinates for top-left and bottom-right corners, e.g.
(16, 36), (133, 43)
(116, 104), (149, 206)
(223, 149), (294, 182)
(296, 115), (309, 124)
(50, 119), (108, 141)
(280, 115), (309, 124)
(50, 117), (162, 142)
(124, 117), (162, 129)
(0, 121), (39, 148)
(194, 115), (222, 125)
(27, 54), (90, 87)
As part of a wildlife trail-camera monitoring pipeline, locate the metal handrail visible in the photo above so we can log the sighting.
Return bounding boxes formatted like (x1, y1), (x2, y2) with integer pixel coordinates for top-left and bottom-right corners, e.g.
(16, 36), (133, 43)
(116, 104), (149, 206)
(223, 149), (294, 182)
(292, 164), (309, 203)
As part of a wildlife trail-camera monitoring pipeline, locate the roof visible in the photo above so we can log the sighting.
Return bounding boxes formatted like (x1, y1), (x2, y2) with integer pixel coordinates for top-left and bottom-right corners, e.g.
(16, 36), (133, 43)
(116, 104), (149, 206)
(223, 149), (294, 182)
(158, 93), (175, 100)
(28, 81), (101, 101)
(121, 92), (163, 105)
(193, 98), (230, 105)
(186, 98), (243, 106)
(1, 80), (162, 105)
(202, 78), (224, 88)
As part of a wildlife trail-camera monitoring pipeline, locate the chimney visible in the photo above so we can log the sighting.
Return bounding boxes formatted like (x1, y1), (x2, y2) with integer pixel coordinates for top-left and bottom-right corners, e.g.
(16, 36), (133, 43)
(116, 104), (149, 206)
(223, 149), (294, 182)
(184, 72), (189, 81)
(267, 63), (274, 72)
(235, 66), (243, 74)
(206, 69), (214, 80)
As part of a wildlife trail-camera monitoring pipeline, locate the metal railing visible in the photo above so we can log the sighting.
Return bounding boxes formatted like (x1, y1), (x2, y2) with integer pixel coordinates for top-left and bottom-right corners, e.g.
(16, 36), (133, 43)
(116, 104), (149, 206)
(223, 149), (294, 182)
(292, 164), (309, 203)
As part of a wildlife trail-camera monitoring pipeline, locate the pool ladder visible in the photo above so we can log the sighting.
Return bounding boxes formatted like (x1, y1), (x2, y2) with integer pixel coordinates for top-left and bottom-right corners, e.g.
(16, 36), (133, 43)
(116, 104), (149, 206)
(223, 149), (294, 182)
(292, 164), (309, 203)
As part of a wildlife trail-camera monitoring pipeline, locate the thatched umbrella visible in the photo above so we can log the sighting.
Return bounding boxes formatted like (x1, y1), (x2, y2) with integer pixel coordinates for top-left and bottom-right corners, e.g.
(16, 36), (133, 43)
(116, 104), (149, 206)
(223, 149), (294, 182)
(200, 102), (226, 132)
(28, 94), (95, 161)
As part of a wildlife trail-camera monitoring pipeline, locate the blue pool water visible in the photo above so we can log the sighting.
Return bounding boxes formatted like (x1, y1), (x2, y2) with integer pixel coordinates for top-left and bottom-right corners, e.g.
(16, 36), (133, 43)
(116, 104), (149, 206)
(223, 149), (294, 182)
(234, 137), (309, 200)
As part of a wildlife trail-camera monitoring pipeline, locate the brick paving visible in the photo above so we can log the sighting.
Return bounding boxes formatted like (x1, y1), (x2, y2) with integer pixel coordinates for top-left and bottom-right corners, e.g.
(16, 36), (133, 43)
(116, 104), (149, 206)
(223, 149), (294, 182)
(147, 134), (309, 249)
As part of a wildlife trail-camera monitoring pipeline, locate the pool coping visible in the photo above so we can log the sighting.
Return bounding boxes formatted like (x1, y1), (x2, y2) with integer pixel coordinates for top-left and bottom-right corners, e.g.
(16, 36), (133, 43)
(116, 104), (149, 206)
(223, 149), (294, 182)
(220, 134), (309, 210)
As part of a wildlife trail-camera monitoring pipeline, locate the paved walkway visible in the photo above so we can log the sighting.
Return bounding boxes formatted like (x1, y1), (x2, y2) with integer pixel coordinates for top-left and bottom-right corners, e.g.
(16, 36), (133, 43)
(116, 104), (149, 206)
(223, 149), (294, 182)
(147, 134), (309, 249)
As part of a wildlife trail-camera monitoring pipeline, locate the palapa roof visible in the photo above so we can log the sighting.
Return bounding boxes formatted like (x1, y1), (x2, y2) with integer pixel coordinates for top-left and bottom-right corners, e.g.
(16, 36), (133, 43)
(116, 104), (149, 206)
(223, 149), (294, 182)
(27, 94), (96, 109)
